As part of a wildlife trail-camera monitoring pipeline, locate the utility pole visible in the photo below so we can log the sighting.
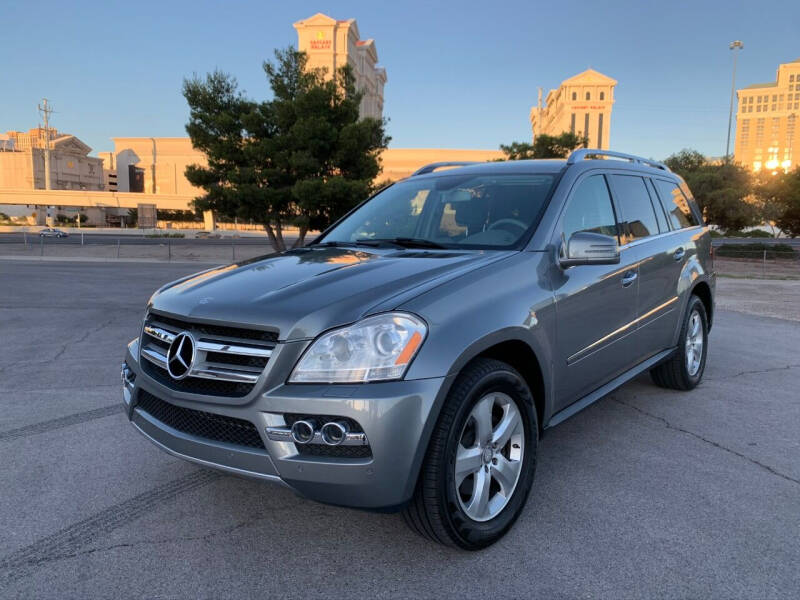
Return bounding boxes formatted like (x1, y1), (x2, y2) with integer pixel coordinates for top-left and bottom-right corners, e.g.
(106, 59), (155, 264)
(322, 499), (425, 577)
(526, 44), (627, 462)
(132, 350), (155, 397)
(37, 98), (54, 190)
(534, 87), (543, 143)
(726, 41), (744, 161)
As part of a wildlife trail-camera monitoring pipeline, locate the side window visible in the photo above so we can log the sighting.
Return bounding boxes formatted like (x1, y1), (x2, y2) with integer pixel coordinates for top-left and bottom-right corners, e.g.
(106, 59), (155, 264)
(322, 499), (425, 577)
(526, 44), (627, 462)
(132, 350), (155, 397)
(561, 175), (618, 242)
(645, 178), (670, 232)
(653, 179), (699, 229)
(610, 175), (660, 243)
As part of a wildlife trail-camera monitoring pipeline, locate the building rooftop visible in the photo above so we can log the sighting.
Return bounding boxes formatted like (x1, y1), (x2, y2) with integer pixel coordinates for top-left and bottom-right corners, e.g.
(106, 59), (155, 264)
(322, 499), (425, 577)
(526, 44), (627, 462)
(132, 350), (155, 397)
(742, 82), (778, 89)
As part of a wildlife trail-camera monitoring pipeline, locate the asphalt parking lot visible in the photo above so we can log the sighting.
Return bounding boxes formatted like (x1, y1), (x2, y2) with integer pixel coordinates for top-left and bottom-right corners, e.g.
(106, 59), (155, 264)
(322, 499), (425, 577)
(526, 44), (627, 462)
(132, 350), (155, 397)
(1, 260), (799, 599)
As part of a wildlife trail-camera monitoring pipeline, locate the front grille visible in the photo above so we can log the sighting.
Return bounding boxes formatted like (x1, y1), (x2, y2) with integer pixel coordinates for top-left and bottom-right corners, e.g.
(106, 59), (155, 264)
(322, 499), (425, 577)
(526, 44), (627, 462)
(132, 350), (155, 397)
(149, 313), (278, 344)
(141, 360), (254, 397)
(295, 444), (372, 459)
(136, 389), (265, 450)
(139, 311), (277, 397)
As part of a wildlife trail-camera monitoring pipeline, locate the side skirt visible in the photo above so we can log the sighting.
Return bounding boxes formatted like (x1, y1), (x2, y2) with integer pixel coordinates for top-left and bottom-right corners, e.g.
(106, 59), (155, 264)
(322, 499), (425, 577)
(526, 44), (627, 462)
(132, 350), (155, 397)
(545, 347), (675, 429)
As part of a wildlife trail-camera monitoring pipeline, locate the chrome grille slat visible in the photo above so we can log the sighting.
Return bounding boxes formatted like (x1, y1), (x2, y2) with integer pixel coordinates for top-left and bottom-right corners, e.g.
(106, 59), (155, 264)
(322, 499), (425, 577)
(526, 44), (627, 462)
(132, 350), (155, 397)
(190, 366), (261, 384)
(141, 345), (168, 369)
(140, 312), (277, 393)
(195, 339), (272, 358)
(143, 325), (176, 344)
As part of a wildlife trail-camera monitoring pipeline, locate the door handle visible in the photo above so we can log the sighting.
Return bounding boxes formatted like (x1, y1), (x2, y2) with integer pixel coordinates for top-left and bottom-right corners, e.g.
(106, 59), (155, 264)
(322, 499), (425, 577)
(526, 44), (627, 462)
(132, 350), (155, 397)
(674, 247), (686, 261)
(621, 270), (637, 287)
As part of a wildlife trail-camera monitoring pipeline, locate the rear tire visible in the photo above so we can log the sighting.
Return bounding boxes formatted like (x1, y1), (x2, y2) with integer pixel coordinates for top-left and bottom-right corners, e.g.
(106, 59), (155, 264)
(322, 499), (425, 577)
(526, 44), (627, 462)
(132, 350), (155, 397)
(403, 358), (538, 550)
(650, 295), (708, 390)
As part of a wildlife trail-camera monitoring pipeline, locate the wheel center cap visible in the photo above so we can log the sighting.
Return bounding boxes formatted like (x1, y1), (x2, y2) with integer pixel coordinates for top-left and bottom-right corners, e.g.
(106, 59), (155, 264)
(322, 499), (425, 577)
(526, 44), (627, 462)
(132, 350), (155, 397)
(482, 447), (494, 464)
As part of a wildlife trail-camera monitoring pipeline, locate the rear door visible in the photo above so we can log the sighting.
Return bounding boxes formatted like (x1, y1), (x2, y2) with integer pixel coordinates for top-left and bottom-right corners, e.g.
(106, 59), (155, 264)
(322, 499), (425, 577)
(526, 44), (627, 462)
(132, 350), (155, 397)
(552, 173), (640, 410)
(607, 173), (681, 359)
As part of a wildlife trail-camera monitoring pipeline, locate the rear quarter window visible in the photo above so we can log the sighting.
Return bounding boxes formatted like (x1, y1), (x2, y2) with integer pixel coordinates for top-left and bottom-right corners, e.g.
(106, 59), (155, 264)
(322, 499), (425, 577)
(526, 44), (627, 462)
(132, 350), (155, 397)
(653, 179), (700, 229)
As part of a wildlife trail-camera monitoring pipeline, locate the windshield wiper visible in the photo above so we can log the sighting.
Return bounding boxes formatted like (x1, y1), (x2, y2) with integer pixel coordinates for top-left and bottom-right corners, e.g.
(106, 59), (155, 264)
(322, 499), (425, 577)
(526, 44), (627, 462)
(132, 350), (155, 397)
(375, 237), (447, 249)
(310, 240), (399, 248)
(311, 238), (447, 249)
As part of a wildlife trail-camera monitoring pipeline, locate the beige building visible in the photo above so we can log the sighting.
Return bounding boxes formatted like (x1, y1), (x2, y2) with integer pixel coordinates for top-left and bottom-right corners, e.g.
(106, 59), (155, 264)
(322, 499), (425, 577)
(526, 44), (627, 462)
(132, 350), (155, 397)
(294, 13), (386, 120)
(0, 127), (104, 190)
(529, 69), (617, 149)
(110, 137), (502, 194)
(734, 58), (800, 173)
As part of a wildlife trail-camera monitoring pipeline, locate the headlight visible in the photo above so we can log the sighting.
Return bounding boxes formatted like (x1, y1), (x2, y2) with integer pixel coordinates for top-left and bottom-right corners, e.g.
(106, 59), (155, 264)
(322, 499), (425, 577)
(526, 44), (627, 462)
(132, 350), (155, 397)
(289, 312), (427, 383)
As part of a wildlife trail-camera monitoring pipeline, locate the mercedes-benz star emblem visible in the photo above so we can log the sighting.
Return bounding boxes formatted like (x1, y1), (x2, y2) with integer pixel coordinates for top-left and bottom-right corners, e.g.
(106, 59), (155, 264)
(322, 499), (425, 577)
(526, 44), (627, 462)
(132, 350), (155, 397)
(166, 332), (195, 380)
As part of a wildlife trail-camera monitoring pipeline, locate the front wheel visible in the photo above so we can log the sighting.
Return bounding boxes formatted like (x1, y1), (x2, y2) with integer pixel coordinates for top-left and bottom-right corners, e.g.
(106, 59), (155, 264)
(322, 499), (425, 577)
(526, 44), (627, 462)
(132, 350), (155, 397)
(650, 295), (709, 390)
(403, 358), (538, 550)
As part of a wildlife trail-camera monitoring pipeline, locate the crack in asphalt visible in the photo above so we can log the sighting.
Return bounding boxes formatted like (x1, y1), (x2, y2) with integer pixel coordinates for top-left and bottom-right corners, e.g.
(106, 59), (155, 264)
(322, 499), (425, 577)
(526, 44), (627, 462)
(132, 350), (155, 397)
(706, 363), (800, 381)
(0, 469), (223, 590)
(0, 404), (124, 442)
(0, 317), (123, 375)
(51, 316), (117, 362)
(612, 398), (800, 487)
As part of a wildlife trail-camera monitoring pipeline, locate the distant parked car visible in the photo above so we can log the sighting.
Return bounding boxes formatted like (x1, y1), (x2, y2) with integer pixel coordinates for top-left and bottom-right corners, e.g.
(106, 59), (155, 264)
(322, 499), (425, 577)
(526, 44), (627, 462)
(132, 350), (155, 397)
(39, 228), (68, 238)
(195, 231), (221, 239)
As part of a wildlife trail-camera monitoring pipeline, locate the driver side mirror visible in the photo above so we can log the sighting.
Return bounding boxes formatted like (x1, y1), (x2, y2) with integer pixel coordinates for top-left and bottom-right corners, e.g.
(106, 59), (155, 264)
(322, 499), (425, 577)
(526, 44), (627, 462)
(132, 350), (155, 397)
(559, 231), (620, 268)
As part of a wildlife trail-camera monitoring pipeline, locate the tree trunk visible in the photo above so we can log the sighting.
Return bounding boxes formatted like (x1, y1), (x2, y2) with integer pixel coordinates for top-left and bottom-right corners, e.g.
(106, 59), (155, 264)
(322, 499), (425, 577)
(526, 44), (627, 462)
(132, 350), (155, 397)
(263, 222), (285, 252)
(291, 226), (309, 249)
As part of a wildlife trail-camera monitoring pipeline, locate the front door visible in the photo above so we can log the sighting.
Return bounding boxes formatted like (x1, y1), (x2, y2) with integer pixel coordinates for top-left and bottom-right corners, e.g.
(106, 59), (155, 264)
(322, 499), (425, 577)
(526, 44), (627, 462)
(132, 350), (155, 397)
(551, 173), (640, 411)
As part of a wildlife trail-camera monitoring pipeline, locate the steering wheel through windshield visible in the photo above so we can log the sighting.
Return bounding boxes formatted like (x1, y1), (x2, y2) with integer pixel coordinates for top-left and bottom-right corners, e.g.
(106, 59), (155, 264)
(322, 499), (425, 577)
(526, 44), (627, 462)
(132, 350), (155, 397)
(487, 218), (528, 236)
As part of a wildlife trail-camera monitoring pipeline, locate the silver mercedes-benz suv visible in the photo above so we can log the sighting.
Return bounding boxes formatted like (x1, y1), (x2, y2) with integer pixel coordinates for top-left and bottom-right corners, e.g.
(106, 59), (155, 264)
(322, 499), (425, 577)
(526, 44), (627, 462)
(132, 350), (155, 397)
(122, 149), (715, 549)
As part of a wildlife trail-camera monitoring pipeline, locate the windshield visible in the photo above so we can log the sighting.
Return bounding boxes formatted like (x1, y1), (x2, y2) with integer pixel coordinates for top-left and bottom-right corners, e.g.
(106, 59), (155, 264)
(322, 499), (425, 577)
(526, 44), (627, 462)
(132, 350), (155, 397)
(317, 172), (559, 249)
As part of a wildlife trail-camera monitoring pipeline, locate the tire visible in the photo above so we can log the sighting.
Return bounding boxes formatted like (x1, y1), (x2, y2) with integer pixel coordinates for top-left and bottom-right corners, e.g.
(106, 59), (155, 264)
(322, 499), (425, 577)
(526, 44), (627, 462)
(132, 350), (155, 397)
(650, 295), (709, 390)
(403, 358), (538, 550)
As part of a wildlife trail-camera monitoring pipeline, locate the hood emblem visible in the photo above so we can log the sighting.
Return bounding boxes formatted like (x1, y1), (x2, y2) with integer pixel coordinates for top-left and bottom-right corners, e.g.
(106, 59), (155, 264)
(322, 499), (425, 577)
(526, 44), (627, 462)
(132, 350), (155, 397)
(166, 332), (195, 380)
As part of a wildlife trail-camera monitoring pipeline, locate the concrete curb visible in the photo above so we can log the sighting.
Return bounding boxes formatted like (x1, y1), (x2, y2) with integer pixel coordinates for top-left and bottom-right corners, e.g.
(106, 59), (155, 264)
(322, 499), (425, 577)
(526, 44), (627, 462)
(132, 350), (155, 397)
(0, 255), (224, 265)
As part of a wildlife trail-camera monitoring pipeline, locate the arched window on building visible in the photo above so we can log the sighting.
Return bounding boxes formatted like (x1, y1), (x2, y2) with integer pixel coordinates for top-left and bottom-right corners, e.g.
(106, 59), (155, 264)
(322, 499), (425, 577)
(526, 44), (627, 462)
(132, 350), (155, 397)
(600, 91), (605, 100)
(585, 92), (591, 100)
(571, 91), (577, 101)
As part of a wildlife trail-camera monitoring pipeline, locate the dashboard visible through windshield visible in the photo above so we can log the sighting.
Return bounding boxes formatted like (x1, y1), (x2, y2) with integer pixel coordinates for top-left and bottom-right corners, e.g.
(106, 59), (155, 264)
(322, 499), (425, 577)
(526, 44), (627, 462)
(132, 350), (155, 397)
(318, 172), (559, 250)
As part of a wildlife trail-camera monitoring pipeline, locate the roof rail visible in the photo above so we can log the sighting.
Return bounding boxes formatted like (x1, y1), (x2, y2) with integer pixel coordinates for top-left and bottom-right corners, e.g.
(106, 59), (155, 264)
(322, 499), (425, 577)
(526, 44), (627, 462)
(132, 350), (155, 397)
(566, 148), (670, 172)
(411, 161), (478, 176)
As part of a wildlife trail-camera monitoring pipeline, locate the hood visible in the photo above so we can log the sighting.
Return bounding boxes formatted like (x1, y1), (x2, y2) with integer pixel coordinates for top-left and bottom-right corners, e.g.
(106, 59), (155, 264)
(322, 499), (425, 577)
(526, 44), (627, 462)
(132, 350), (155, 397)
(148, 246), (514, 340)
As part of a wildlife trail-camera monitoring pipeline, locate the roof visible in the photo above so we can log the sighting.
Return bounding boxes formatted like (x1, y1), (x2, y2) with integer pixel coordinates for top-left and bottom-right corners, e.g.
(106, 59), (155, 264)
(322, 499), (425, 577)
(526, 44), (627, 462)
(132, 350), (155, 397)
(742, 81), (777, 90)
(407, 153), (675, 180)
(409, 159), (567, 179)
(561, 68), (618, 86)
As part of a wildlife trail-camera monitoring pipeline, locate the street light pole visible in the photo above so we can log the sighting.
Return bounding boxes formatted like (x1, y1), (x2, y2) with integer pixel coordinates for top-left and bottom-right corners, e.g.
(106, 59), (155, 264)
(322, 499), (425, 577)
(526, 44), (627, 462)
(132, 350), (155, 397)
(726, 40), (744, 161)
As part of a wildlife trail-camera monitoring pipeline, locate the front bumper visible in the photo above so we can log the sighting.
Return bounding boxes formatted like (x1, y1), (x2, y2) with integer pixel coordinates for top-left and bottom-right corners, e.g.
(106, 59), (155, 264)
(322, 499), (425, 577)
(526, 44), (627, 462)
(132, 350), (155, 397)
(123, 340), (450, 509)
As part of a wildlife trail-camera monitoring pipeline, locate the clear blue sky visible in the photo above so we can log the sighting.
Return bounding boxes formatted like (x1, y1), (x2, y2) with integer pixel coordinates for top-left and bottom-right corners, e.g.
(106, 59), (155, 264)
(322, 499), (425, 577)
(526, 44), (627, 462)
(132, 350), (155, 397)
(2, 0), (798, 161)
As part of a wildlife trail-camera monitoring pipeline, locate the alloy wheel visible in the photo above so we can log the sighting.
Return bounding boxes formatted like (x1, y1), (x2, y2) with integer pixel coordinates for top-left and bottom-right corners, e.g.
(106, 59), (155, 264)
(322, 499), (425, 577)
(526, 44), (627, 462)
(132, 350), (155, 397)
(454, 392), (525, 522)
(685, 310), (704, 376)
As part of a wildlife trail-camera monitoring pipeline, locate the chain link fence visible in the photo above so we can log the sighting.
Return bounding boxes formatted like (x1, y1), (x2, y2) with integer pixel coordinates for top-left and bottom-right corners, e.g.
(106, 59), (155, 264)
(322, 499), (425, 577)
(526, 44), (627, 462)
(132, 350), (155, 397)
(0, 233), (280, 263)
(713, 243), (799, 279)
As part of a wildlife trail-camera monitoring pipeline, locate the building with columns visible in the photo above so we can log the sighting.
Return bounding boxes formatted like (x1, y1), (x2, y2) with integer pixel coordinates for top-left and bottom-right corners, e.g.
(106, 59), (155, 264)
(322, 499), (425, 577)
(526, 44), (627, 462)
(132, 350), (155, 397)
(294, 13), (387, 120)
(0, 128), (104, 190)
(529, 69), (617, 149)
(734, 58), (800, 173)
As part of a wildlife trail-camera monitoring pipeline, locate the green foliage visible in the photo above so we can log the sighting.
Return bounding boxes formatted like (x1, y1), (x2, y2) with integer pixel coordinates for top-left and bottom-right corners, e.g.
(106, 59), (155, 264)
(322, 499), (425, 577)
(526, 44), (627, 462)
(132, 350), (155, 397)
(773, 168), (800, 237)
(184, 48), (389, 250)
(55, 213), (88, 225)
(664, 149), (756, 231)
(500, 131), (588, 161)
(126, 208), (138, 227)
(157, 209), (200, 222)
(145, 232), (185, 238)
(722, 229), (773, 238)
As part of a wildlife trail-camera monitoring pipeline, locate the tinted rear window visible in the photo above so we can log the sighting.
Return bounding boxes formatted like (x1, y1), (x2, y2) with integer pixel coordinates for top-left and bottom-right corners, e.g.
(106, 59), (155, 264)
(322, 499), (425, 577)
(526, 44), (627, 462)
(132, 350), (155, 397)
(653, 179), (699, 229)
(610, 175), (660, 243)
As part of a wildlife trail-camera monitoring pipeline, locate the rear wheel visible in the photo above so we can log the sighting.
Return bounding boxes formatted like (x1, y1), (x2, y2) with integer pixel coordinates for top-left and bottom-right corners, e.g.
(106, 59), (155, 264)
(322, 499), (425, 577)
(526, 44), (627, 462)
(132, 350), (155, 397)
(403, 358), (537, 550)
(650, 295), (708, 390)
